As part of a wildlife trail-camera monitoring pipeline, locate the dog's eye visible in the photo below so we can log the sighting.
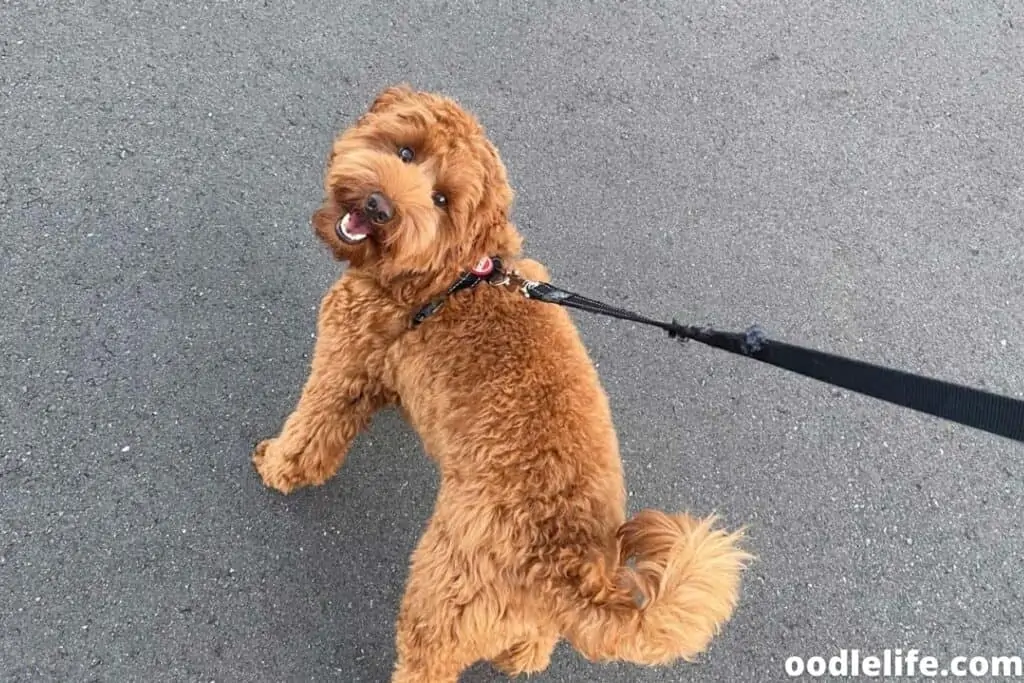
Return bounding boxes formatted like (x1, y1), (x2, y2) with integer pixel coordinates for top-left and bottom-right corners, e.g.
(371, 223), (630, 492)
(432, 192), (448, 209)
(398, 146), (415, 163)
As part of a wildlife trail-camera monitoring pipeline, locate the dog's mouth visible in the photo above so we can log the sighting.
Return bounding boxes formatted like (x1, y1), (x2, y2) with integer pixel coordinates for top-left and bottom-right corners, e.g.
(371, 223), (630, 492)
(335, 211), (373, 244)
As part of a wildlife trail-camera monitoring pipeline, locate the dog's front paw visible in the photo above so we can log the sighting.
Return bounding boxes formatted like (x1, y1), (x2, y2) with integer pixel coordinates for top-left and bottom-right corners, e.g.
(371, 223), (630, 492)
(252, 437), (337, 494)
(252, 438), (304, 495)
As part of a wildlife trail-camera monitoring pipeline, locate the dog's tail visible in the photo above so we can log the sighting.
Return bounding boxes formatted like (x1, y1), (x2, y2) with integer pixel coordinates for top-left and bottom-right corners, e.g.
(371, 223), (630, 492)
(557, 510), (751, 666)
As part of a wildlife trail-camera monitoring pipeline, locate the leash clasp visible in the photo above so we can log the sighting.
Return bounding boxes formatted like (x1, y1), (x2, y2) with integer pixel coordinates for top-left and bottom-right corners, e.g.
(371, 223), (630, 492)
(486, 271), (511, 288)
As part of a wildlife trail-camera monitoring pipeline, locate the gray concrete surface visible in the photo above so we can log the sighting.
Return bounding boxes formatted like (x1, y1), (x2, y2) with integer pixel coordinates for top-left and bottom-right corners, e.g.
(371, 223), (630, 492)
(2, 0), (1023, 680)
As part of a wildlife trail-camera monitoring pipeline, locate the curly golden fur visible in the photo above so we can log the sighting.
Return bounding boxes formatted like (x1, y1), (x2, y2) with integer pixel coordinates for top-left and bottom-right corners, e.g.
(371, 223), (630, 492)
(253, 85), (751, 682)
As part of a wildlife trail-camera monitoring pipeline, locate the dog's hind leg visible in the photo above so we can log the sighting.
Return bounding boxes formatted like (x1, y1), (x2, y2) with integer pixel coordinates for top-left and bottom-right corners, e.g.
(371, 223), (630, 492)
(491, 628), (559, 677)
(391, 583), (474, 682)
(391, 522), (512, 683)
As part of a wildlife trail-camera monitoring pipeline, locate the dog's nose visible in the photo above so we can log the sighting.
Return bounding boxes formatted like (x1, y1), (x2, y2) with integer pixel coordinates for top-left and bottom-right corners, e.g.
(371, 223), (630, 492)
(364, 192), (394, 224)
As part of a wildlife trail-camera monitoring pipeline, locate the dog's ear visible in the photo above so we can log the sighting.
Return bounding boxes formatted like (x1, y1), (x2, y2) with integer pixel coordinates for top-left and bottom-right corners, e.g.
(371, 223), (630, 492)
(467, 178), (521, 260)
(468, 141), (521, 258)
(366, 84), (415, 115)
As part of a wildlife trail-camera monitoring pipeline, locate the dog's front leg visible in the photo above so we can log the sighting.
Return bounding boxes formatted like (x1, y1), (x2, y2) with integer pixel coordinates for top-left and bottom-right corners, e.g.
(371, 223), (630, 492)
(252, 299), (388, 494)
(252, 378), (382, 494)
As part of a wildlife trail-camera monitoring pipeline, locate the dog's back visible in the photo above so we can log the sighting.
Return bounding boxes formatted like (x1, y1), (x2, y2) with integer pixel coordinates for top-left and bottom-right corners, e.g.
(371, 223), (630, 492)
(386, 256), (750, 670)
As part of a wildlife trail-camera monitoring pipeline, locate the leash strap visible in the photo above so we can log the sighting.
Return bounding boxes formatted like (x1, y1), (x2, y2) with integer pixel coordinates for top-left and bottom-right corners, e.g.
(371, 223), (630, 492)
(518, 279), (1024, 444)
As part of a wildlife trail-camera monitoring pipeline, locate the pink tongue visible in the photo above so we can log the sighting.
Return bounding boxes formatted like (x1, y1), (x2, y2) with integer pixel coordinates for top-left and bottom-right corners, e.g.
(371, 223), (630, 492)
(347, 212), (372, 236)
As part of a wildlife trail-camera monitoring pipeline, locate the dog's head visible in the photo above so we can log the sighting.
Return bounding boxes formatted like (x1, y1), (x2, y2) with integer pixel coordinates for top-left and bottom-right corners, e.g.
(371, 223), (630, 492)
(312, 85), (521, 283)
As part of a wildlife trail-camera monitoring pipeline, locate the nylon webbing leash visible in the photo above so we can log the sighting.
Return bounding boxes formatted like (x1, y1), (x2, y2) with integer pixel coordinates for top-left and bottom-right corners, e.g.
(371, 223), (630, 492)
(513, 277), (1024, 444)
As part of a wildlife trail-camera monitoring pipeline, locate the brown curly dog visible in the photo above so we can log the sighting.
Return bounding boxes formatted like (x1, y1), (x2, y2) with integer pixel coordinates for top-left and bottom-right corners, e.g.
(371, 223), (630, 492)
(253, 85), (750, 682)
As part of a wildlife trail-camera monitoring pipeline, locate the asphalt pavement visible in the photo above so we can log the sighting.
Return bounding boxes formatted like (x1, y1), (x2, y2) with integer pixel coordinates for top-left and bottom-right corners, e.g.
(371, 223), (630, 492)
(2, 1), (1022, 681)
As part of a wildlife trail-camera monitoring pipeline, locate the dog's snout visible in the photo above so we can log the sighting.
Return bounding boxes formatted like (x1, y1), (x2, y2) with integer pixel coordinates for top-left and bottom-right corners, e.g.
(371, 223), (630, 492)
(365, 192), (394, 224)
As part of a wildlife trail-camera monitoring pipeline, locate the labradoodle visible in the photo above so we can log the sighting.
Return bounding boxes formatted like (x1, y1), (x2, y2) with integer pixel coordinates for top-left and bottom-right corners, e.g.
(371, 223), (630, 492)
(253, 85), (750, 682)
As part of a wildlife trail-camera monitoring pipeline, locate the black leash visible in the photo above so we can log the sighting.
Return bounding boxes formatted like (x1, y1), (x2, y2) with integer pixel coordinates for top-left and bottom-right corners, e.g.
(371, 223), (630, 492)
(516, 279), (1024, 445)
